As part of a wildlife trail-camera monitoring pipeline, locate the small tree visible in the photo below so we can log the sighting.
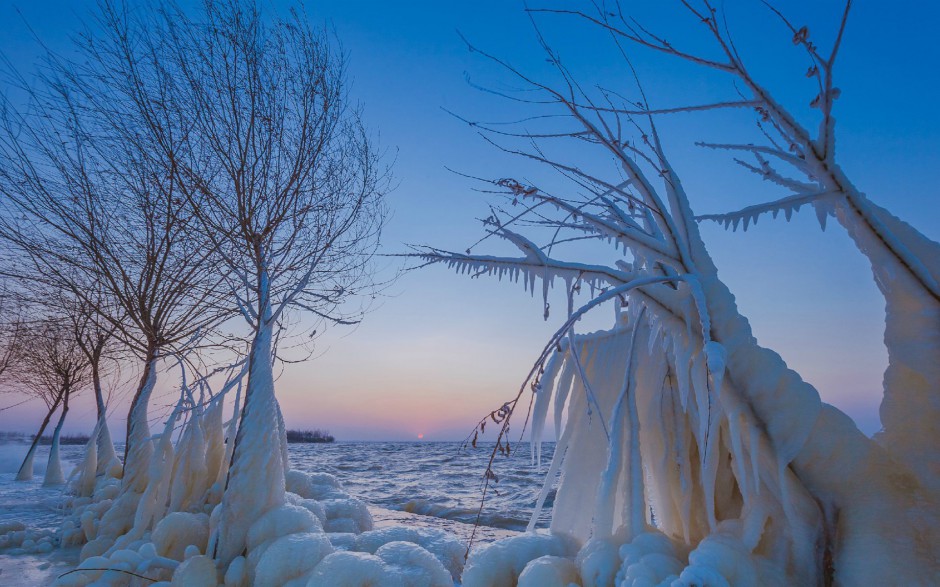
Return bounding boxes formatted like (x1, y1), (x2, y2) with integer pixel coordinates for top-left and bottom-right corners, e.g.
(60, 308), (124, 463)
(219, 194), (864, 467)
(15, 318), (90, 485)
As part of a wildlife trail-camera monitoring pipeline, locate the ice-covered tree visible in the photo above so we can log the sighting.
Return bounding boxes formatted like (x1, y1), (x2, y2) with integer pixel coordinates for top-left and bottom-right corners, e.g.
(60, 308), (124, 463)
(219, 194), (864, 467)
(14, 318), (90, 486)
(424, 2), (939, 585)
(148, 0), (389, 565)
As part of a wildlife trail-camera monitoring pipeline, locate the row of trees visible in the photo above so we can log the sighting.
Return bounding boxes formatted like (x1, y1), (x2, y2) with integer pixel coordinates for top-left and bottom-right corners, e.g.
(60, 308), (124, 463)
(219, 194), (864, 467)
(0, 0), (387, 566)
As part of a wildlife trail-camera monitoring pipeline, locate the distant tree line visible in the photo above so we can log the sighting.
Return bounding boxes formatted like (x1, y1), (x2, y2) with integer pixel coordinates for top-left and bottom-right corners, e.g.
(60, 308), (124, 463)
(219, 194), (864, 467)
(285, 429), (335, 444)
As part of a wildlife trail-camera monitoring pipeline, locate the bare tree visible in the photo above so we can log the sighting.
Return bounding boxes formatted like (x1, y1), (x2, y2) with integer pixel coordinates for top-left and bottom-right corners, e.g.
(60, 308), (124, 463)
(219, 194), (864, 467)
(147, 0), (388, 563)
(14, 318), (90, 485)
(0, 1), (229, 493)
(422, 2), (938, 584)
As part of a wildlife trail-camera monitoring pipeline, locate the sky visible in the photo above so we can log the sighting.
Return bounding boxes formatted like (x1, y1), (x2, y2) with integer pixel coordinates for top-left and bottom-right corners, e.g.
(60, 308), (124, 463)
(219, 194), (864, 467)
(0, 1), (938, 441)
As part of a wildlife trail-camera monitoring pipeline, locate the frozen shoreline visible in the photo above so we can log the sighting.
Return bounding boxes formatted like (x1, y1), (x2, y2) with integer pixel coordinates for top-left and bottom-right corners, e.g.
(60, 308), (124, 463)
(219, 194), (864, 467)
(0, 505), (516, 586)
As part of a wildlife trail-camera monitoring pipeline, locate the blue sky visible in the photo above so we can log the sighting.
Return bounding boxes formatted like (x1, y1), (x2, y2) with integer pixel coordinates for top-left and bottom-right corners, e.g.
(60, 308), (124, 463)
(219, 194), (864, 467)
(0, 1), (938, 440)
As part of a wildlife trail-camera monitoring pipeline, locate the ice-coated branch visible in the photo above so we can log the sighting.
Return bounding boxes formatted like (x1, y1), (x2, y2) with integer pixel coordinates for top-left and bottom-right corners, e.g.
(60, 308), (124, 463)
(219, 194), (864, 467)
(696, 190), (840, 231)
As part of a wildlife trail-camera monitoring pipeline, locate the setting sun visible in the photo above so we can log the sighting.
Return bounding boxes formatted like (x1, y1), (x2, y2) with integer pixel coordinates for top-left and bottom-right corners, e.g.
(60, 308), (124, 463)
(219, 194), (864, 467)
(417, 433), (424, 440)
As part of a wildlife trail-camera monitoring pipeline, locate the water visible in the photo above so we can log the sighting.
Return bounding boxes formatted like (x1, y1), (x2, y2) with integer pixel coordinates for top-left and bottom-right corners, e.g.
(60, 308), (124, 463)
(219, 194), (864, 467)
(291, 441), (558, 532)
(0, 440), (558, 537)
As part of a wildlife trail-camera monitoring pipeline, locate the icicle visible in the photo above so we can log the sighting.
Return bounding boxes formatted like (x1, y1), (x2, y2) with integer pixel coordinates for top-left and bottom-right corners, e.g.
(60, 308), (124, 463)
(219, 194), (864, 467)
(531, 349), (563, 469)
(593, 316), (643, 538)
(675, 339), (693, 412)
(748, 422), (761, 496)
(527, 415), (573, 532)
(726, 409), (750, 509)
(815, 203), (828, 231)
(553, 352), (576, 440)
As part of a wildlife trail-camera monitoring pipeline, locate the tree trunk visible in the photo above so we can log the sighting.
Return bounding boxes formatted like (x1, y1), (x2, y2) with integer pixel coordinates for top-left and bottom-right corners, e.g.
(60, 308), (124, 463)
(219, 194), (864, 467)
(833, 196), (940, 492)
(123, 343), (160, 493)
(43, 388), (70, 486)
(16, 393), (63, 481)
(682, 196), (939, 585)
(92, 356), (118, 476)
(215, 267), (286, 568)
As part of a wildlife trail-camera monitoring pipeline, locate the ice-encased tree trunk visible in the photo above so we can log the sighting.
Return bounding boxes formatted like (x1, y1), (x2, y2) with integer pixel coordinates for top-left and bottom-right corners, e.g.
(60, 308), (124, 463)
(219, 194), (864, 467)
(215, 278), (286, 567)
(827, 197), (940, 491)
(16, 391), (63, 481)
(122, 345), (160, 493)
(43, 386), (70, 486)
(90, 345), (118, 477)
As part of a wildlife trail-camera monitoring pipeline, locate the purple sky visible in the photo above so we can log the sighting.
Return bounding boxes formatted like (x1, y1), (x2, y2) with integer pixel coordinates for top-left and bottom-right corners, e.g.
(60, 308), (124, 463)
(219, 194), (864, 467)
(0, 1), (937, 440)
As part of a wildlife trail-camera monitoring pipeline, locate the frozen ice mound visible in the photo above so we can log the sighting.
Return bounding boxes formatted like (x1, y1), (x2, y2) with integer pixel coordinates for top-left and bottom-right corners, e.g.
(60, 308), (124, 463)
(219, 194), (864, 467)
(307, 541), (452, 587)
(152, 512), (210, 561)
(353, 525), (465, 581)
(461, 532), (578, 587)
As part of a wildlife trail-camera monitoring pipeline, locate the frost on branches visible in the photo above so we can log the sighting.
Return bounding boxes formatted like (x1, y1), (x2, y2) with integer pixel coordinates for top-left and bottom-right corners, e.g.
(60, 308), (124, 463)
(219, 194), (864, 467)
(424, 3), (939, 585)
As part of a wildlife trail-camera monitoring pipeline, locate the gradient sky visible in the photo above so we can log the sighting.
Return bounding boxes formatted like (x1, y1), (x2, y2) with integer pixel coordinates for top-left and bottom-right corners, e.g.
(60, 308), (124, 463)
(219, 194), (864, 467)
(0, 1), (938, 441)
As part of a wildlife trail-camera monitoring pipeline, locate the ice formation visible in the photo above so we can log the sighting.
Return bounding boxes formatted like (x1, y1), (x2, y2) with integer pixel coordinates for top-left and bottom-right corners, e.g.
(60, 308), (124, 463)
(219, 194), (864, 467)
(424, 61), (940, 587)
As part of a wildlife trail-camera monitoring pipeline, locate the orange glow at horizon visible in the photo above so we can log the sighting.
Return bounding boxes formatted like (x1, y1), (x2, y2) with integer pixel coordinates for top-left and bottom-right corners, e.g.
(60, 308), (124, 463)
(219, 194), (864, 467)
(417, 433), (424, 439)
